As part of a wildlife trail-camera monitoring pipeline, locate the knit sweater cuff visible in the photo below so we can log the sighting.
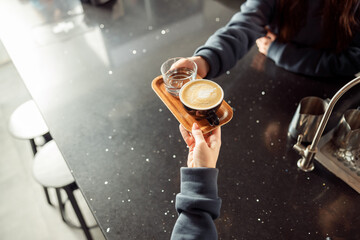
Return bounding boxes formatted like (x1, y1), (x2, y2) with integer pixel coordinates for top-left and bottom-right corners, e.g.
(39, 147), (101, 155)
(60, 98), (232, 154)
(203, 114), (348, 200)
(267, 40), (286, 64)
(180, 167), (219, 198)
(194, 48), (221, 79)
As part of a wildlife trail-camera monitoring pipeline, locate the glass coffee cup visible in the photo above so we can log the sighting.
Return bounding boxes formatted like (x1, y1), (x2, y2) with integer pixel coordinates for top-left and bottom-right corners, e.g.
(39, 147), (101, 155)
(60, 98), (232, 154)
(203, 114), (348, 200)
(161, 57), (198, 96)
(179, 79), (224, 126)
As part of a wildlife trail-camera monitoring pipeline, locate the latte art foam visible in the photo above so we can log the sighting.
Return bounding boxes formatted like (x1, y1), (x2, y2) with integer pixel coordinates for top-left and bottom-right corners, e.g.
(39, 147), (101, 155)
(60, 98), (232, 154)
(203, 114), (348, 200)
(181, 80), (223, 109)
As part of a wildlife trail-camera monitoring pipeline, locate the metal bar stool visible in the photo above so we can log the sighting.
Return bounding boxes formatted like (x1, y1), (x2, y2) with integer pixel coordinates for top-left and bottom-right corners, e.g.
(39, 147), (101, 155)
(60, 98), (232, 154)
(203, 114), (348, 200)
(8, 100), (53, 205)
(33, 140), (95, 240)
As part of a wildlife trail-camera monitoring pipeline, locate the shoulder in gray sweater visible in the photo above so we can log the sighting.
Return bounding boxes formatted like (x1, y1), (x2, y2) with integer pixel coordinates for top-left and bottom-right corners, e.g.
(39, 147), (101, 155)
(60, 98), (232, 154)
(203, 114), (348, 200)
(195, 0), (360, 78)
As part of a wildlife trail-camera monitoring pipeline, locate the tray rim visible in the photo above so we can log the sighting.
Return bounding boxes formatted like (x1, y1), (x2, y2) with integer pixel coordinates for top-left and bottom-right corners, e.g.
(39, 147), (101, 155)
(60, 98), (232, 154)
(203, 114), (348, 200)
(152, 75), (233, 133)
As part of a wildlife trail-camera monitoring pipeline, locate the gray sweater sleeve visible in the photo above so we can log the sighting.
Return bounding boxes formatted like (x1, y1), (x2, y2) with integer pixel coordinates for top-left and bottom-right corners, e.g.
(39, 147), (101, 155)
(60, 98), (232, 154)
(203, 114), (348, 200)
(195, 0), (360, 78)
(171, 167), (221, 240)
(194, 0), (276, 79)
(267, 33), (360, 77)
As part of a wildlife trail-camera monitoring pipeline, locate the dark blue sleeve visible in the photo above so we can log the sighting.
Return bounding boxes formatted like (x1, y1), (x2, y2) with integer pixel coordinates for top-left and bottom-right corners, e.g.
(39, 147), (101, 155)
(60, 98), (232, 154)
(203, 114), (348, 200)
(194, 0), (276, 78)
(171, 167), (221, 240)
(267, 32), (360, 77)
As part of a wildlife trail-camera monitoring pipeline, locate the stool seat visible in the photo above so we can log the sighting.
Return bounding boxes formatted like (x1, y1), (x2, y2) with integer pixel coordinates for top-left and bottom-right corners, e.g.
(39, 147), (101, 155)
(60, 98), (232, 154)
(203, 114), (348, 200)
(32, 140), (94, 240)
(33, 140), (74, 188)
(8, 100), (49, 139)
(9, 100), (53, 207)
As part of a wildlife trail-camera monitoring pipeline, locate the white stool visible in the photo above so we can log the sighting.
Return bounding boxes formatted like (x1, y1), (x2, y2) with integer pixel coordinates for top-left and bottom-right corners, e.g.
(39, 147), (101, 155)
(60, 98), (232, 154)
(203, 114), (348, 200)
(8, 100), (53, 204)
(33, 140), (94, 240)
(8, 100), (51, 152)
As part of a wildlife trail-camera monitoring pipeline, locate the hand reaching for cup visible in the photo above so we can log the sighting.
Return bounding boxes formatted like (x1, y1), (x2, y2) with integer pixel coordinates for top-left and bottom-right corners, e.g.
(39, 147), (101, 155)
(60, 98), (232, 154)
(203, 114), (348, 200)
(171, 56), (210, 79)
(179, 123), (221, 168)
(256, 29), (277, 56)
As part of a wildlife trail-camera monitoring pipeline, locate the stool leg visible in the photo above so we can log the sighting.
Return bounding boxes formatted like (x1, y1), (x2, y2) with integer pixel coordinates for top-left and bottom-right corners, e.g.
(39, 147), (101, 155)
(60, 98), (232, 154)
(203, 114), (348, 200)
(29, 139), (37, 155)
(43, 187), (53, 206)
(43, 132), (53, 144)
(55, 188), (67, 223)
(63, 186), (93, 240)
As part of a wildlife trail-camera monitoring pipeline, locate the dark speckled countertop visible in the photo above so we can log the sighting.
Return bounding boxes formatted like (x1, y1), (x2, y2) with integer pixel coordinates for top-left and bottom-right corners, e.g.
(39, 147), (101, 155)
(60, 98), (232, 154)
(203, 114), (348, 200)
(1, 0), (360, 239)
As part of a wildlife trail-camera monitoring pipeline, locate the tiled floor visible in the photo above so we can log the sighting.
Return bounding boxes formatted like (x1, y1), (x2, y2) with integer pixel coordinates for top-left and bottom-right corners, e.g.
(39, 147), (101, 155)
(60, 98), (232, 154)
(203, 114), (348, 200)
(0, 61), (105, 240)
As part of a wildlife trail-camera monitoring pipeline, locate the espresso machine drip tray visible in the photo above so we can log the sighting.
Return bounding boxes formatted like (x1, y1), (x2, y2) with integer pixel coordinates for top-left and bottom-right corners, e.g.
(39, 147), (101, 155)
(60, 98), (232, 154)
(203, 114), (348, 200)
(315, 130), (360, 194)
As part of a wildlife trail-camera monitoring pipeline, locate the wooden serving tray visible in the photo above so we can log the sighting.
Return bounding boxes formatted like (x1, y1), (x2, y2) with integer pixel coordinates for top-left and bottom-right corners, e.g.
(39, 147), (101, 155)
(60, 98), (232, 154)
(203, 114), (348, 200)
(152, 75), (233, 134)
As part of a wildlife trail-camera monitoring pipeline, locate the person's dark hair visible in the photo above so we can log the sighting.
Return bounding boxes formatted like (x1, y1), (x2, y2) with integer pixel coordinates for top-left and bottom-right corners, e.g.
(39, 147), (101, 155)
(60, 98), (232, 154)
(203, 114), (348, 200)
(276, 0), (360, 53)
